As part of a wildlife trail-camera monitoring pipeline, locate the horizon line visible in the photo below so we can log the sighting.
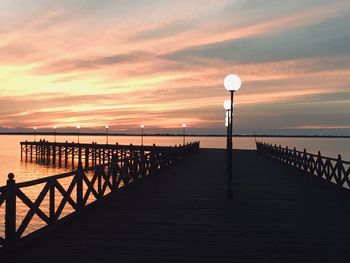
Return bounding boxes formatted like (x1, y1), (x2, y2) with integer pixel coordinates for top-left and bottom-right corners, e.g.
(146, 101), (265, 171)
(0, 131), (349, 138)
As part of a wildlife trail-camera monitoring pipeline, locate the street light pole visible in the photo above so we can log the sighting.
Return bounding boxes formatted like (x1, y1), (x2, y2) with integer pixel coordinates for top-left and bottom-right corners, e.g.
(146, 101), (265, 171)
(54, 126), (57, 143)
(33, 127), (37, 142)
(224, 100), (232, 175)
(227, 91), (234, 199)
(140, 124), (144, 146)
(77, 126), (80, 143)
(182, 123), (186, 145)
(105, 125), (109, 144)
(224, 74), (241, 200)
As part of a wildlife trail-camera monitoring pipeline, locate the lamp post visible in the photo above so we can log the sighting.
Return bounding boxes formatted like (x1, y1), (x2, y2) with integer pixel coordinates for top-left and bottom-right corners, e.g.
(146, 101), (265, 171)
(77, 126), (80, 143)
(224, 100), (232, 173)
(33, 127), (37, 142)
(140, 124), (144, 146)
(224, 74), (241, 199)
(54, 126), (57, 143)
(182, 123), (186, 145)
(105, 125), (109, 144)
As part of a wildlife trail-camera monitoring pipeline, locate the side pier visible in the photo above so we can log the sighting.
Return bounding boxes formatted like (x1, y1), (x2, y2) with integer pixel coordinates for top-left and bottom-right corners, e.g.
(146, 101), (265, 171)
(20, 141), (196, 168)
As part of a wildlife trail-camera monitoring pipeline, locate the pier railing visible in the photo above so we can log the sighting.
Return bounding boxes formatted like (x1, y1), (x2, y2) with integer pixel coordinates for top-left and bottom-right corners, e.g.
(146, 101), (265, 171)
(0, 141), (200, 247)
(256, 141), (350, 189)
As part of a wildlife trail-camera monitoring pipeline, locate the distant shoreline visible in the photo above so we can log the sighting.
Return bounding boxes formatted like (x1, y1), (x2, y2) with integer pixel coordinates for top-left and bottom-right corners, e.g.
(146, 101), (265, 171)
(0, 132), (349, 138)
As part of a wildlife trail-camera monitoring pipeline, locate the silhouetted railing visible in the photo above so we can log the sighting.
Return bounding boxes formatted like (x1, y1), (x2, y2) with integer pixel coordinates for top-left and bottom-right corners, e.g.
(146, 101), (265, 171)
(0, 142), (200, 247)
(256, 141), (350, 188)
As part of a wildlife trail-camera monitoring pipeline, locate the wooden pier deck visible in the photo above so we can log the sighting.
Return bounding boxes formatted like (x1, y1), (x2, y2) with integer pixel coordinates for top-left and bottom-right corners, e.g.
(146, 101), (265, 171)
(2, 148), (350, 262)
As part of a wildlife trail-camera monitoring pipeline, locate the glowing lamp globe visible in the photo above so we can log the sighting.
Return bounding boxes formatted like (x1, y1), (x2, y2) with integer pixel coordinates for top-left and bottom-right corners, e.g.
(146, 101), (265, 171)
(182, 123), (186, 128)
(77, 126), (80, 129)
(141, 124), (144, 128)
(105, 125), (109, 129)
(223, 100), (234, 110)
(224, 74), (241, 92)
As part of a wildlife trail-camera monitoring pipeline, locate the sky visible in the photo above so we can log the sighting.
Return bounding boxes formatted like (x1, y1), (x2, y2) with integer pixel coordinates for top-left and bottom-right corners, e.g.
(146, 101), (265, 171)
(0, 0), (349, 135)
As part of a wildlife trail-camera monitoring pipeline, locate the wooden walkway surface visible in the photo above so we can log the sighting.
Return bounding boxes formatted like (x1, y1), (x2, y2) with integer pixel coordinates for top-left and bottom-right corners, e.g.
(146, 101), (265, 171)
(2, 149), (350, 262)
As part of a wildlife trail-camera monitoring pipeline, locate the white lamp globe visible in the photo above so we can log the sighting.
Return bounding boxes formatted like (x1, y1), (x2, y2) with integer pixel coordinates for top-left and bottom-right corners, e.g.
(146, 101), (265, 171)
(224, 74), (241, 92)
(182, 123), (186, 128)
(141, 124), (144, 128)
(223, 100), (234, 110)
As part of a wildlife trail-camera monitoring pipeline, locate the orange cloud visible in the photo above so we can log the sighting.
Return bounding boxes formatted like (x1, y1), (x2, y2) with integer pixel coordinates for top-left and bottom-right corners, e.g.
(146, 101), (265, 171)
(0, 1), (349, 133)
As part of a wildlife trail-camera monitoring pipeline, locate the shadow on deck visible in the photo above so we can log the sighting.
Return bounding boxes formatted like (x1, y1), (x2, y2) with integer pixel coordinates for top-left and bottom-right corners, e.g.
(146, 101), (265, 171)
(2, 149), (350, 262)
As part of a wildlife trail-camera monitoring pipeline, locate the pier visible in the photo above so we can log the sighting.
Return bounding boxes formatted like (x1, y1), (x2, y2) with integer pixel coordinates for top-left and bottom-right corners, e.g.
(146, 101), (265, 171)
(1, 142), (350, 262)
(20, 140), (191, 168)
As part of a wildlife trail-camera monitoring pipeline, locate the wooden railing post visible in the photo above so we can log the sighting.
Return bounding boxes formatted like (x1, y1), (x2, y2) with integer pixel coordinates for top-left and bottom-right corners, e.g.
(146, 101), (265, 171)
(78, 146), (82, 166)
(97, 166), (103, 199)
(85, 146), (89, 168)
(52, 144), (56, 165)
(77, 161), (83, 210)
(49, 179), (55, 223)
(337, 154), (343, 186)
(111, 154), (118, 189)
(317, 151), (322, 177)
(5, 173), (16, 245)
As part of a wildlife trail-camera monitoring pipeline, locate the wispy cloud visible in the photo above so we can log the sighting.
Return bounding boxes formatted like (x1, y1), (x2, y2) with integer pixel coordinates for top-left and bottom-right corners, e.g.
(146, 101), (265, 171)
(0, 0), (349, 134)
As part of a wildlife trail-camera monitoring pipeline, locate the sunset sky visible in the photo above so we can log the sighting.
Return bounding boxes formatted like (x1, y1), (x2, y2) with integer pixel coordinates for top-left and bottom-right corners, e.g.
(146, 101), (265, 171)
(0, 0), (349, 135)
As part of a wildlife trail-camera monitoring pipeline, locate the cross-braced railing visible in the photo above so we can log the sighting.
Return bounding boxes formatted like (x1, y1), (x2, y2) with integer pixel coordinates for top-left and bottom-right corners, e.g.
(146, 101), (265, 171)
(0, 142), (200, 247)
(256, 141), (350, 188)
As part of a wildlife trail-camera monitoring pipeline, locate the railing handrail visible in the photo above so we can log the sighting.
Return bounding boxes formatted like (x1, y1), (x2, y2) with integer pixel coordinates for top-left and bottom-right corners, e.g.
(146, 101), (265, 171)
(20, 141), (187, 151)
(14, 153), (152, 188)
(256, 141), (350, 190)
(256, 141), (350, 164)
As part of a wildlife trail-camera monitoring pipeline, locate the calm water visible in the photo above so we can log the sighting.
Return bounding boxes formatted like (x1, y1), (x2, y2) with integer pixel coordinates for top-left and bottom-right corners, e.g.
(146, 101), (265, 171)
(0, 134), (349, 239)
(0, 135), (349, 186)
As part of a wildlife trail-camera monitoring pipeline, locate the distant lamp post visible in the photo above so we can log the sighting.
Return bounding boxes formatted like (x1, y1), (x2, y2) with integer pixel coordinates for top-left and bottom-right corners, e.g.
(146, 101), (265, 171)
(77, 126), (80, 143)
(54, 126), (57, 143)
(182, 123), (186, 145)
(140, 124), (144, 146)
(224, 74), (241, 199)
(33, 127), (37, 142)
(105, 125), (109, 144)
